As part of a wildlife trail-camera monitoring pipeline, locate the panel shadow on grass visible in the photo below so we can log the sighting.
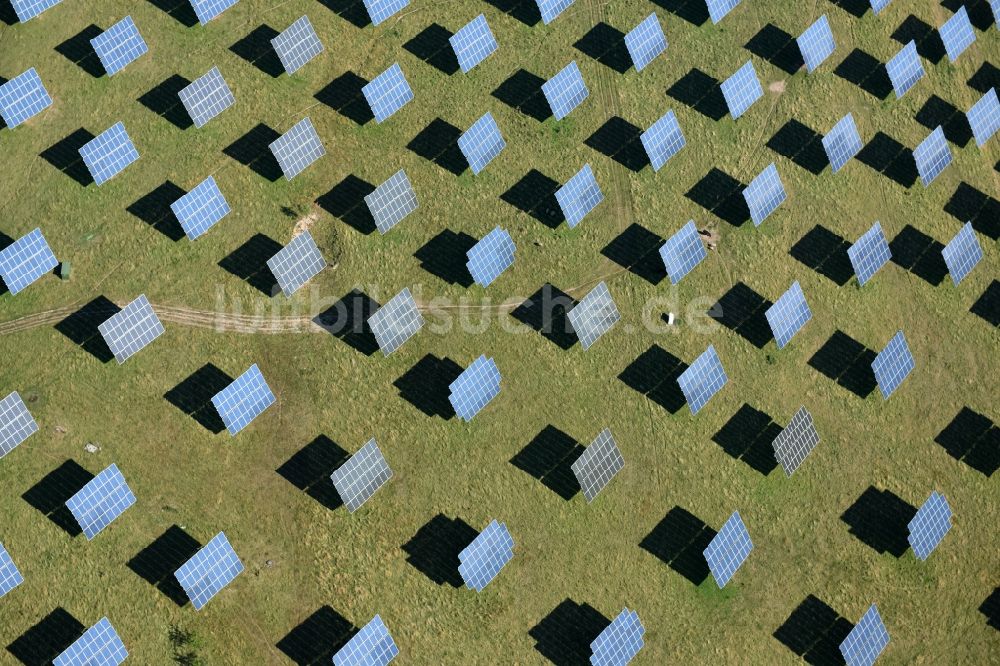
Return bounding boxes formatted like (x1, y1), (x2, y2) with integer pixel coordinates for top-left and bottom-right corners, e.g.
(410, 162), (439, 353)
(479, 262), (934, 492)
(650, 0), (709, 26)
(585, 116), (648, 171)
(981, 587), (1000, 631)
(218, 233), (281, 295)
(137, 75), (194, 130)
(314, 71), (374, 125)
(482, 0), (540, 27)
(767, 119), (829, 175)
(745, 23), (804, 75)
(857, 131), (917, 188)
(316, 174), (376, 234)
(944, 183), (1000, 240)
(54, 25), (106, 78)
(414, 229), (477, 287)
(707, 282), (773, 349)
(773, 594), (854, 666)
(316, 0), (371, 28)
(789, 224), (854, 286)
(163, 363), (234, 434)
(394, 354), (463, 419)
(0, 231), (12, 294)
(618, 344), (688, 414)
(404, 24), (459, 75)
(971, 280), (1000, 328)
(601, 223), (666, 285)
(888, 225), (947, 286)
(935, 407), (998, 477)
(685, 168), (750, 227)
(223, 124), (283, 182)
(509, 426), (583, 500)
(313, 289), (381, 356)
(640, 506), (716, 585)
(126, 525), (202, 606)
(529, 599), (611, 666)
(826, 0), (870, 17)
(276, 435), (350, 510)
(841, 486), (917, 557)
(229, 25), (284, 78)
(0, 0), (17, 25)
(915, 95), (973, 147)
(39, 129), (96, 186)
(54, 296), (120, 363)
(144, 0), (198, 27)
(666, 68), (727, 120)
(402, 513), (478, 587)
(500, 169), (563, 228)
(943, 0), (998, 30)
(713, 404), (780, 475)
(574, 23), (631, 74)
(21, 460), (93, 537)
(891, 15), (946, 64)
(126, 180), (186, 241)
(407, 118), (468, 175)
(968, 62), (1000, 95)
(808, 330), (877, 398)
(277, 606), (357, 665)
(834, 49), (892, 100)
(6, 608), (85, 666)
(510, 284), (578, 350)
(492, 69), (551, 121)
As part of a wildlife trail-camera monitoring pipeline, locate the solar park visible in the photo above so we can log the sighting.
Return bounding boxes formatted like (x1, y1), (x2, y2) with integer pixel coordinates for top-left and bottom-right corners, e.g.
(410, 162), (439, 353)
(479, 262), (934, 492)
(0, 0), (997, 663)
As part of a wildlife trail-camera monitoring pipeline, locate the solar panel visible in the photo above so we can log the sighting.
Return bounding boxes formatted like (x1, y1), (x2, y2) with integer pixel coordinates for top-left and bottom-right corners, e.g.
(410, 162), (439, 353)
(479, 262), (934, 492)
(869, 0), (893, 14)
(90, 16), (148, 76)
(567, 281), (620, 350)
(10, 0), (61, 22)
(466, 226), (515, 287)
(210, 364), (275, 435)
(571, 428), (624, 503)
(363, 0), (408, 26)
(178, 67), (235, 129)
(79, 122), (139, 186)
(174, 532), (244, 610)
(721, 61), (762, 119)
(641, 110), (686, 171)
(677, 345), (727, 415)
(907, 491), (952, 561)
(703, 510), (752, 588)
(624, 13), (667, 72)
(190, 0), (238, 24)
(913, 126), (952, 187)
(448, 355), (501, 422)
(942, 222), (983, 286)
(458, 520), (514, 592)
(555, 164), (603, 227)
(271, 15), (323, 75)
(940, 7), (975, 63)
(53, 618), (127, 666)
(871, 331), (914, 400)
(823, 113), (863, 173)
(365, 169), (418, 234)
(707, 0), (741, 24)
(170, 175), (230, 240)
(0, 392), (38, 460)
(266, 231), (327, 296)
(450, 14), (498, 73)
(967, 88), (1000, 148)
(771, 406), (820, 476)
(0, 228), (58, 295)
(459, 112), (505, 174)
(765, 281), (811, 349)
(542, 61), (589, 120)
(886, 41), (924, 99)
(743, 163), (786, 226)
(97, 294), (165, 364)
(367, 288), (423, 355)
(65, 463), (136, 540)
(797, 15), (835, 73)
(659, 220), (706, 284)
(330, 438), (393, 513)
(992, 0), (1000, 27)
(0, 542), (24, 598)
(269, 117), (325, 180)
(535, 0), (574, 25)
(840, 604), (889, 666)
(848, 221), (891, 286)
(333, 615), (399, 666)
(590, 608), (644, 666)
(0, 68), (53, 128)
(362, 63), (413, 123)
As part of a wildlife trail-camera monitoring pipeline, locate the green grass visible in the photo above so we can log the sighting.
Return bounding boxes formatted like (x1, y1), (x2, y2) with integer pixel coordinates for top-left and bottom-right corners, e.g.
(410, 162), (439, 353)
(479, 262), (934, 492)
(1, 0), (998, 663)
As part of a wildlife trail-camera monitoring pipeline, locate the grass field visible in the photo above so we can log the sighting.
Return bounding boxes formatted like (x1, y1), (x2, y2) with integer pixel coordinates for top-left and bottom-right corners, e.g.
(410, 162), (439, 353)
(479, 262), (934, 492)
(1, 0), (998, 663)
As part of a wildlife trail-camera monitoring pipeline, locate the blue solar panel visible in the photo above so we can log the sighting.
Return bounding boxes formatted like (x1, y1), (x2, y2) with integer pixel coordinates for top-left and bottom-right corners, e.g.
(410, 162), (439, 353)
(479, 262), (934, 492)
(940, 7), (975, 63)
(823, 113), (863, 173)
(448, 355), (501, 422)
(170, 176), (230, 240)
(79, 122), (139, 186)
(362, 63), (413, 123)
(0, 542), (23, 598)
(624, 13), (667, 72)
(848, 221), (891, 286)
(765, 281), (811, 349)
(992, 0), (1000, 27)
(840, 604), (889, 666)
(536, 0), (574, 25)
(10, 0), (61, 22)
(459, 112), (505, 174)
(567, 281), (620, 350)
(450, 14), (497, 73)
(272, 15), (324, 75)
(703, 511), (752, 588)
(942, 222), (983, 286)
(65, 463), (136, 540)
(590, 608), (645, 665)
(869, 0), (893, 12)
(743, 163), (786, 226)
(178, 67), (235, 128)
(720, 61), (762, 119)
(542, 61), (589, 120)
(211, 364), (275, 435)
(363, 0), (408, 25)
(269, 117), (325, 179)
(571, 429), (624, 503)
(97, 295), (165, 364)
(0, 68), (53, 128)
(707, 0), (741, 24)
(913, 126), (952, 187)
(365, 170), (418, 234)
(659, 220), (706, 284)
(0, 391), (38, 459)
(333, 615), (399, 666)
(677, 345), (727, 415)
(641, 110), (686, 171)
(91, 16), (148, 76)
(53, 617), (127, 666)
(467, 226), (515, 287)
(0, 228), (57, 295)
(330, 438), (392, 513)
(886, 41), (924, 99)
(908, 491), (952, 561)
(368, 288), (423, 355)
(458, 520), (514, 592)
(797, 15), (835, 73)
(872, 331), (914, 400)
(191, 0), (238, 24)
(555, 164), (603, 227)
(174, 532), (244, 610)
(967, 88), (1000, 148)
(266, 231), (327, 296)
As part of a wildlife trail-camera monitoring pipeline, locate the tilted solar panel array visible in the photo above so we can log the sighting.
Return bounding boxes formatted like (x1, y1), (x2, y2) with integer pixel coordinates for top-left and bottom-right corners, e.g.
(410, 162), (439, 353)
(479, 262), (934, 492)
(0, 228), (58, 295)
(641, 110), (685, 171)
(743, 163), (786, 226)
(459, 112), (505, 174)
(703, 510), (753, 588)
(869, 0), (893, 14)
(907, 491), (952, 561)
(363, 0), (408, 26)
(823, 113), (863, 173)
(0, 391), (38, 459)
(365, 169), (418, 234)
(174, 531), (244, 610)
(840, 604), (889, 666)
(97, 294), (165, 363)
(913, 126), (952, 187)
(771, 406), (820, 476)
(567, 281), (620, 350)
(0, 542), (24, 598)
(555, 163), (603, 227)
(466, 226), (515, 287)
(677, 345), (727, 415)
(271, 15), (323, 75)
(848, 222), (891, 286)
(363, 63), (414, 123)
(0, 68), (53, 128)
(967, 88), (1000, 148)
(210, 364), (276, 435)
(570, 428), (624, 503)
(765, 281), (811, 349)
(368, 288), (424, 355)
(992, 0), (1000, 27)
(797, 15), (835, 73)
(871, 331), (914, 400)
(590, 608), (644, 666)
(939, 6), (975, 63)
(536, 0), (574, 25)
(624, 13), (666, 73)
(331, 438), (393, 513)
(10, 0), (62, 22)
(53, 617), (128, 666)
(450, 14), (498, 73)
(941, 222), (983, 286)
(178, 67), (235, 128)
(458, 519), (514, 592)
(269, 117), (325, 180)
(90, 16), (148, 76)
(266, 230), (327, 296)
(542, 61), (589, 120)
(720, 61), (762, 119)
(170, 175), (231, 240)
(190, 0), (239, 25)
(65, 463), (137, 540)
(707, 0), (742, 24)
(333, 615), (399, 666)
(448, 355), (501, 422)
(659, 220), (706, 284)
(886, 41), (924, 99)
(79, 122), (139, 185)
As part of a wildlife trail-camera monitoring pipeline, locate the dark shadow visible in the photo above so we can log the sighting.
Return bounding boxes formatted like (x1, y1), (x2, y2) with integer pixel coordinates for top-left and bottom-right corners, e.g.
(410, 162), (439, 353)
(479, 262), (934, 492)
(584, 116), (648, 171)
(915, 95), (973, 147)
(601, 223), (666, 285)
(774, 595), (854, 666)
(404, 24), (459, 75)
(144, 0), (198, 27)
(891, 15), (946, 64)
(745, 23), (804, 75)
(685, 168), (750, 227)
(229, 25), (284, 78)
(137, 75), (194, 129)
(500, 169), (563, 228)
(640, 506), (717, 585)
(650, 0), (709, 26)
(510, 284), (578, 350)
(6, 608), (85, 666)
(888, 225), (947, 286)
(394, 354), (463, 418)
(316, 0), (371, 28)
(0, 231), (11, 294)
(277, 606), (357, 665)
(39, 129), (96, 186)
(0, 0), (17, 25)
(509, 426), (583, 500)
(618, 344), (688, 414)
(402, 513), (478, 587)
(126, 525), (202, 606)
(414, 229), (477, 287)
(529, 599), (611, 666)
(316, 174), (376, 234)
(834, 49), (892, 100)
(407, 118), (468, 175)
(935, 407), (998, 477)
(707, 282), (773, 348)
(666, 68), (727, 120)
(807, 330), (877, 398)
(857, 131), (918, 188)
(277, 436), (350, 510)
(313, 289), (381, 356)
(574, 23), (630, 74)
(767, 119), (829, 175)
(943, 0), (997, 30)
(314, 71), (374, 125)
(841, 486), (917, 557)
(218, 233), (281, 295)
(713, 404), (781, 475)
(826, 0), (870, 17)
(944, 183), (1000, 240)
(54, 25), (106, 78)
(223, 123), (283, 181)
(482, 0), (540, 27)
(492, 69), (551, 121)
(54, 296), (120, 363)
(126, 181), (186, 241)
(968, 62), (1000, 94)
(163, 363), (234, 434)
(790, 225), (854, 286)
(981, 587), (1000, 631)
(21, 460), (94, 537)
(971, 280), (999, 327)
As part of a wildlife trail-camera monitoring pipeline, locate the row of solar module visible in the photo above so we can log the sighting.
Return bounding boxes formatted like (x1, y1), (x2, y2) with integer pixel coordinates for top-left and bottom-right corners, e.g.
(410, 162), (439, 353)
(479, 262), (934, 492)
(10, 0), (235, 25)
